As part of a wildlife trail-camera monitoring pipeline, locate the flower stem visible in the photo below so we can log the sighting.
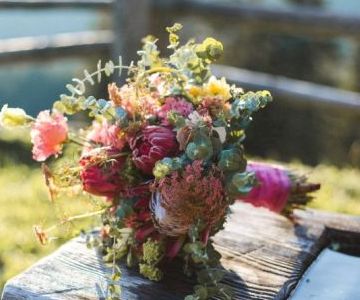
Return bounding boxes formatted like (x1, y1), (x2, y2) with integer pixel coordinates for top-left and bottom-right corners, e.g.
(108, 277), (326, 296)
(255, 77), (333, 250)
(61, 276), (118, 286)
(45, 208), (106, 233)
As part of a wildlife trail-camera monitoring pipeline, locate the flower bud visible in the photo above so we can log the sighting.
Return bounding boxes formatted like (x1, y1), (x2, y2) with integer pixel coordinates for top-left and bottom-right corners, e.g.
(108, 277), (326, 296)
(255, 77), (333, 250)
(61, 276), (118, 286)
(0, 104), (32, 128)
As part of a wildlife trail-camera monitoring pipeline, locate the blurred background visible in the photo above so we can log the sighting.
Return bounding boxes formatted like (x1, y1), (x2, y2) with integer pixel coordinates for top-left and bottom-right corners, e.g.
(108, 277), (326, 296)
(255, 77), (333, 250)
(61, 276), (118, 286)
(0, 0), (359, 292)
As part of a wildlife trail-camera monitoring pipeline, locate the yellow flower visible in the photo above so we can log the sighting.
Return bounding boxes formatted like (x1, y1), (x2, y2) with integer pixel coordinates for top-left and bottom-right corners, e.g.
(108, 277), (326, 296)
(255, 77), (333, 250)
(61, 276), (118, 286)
(0, 104), (33, 128)
(187, 85), (204, 104)
(204, 76), (231, 100)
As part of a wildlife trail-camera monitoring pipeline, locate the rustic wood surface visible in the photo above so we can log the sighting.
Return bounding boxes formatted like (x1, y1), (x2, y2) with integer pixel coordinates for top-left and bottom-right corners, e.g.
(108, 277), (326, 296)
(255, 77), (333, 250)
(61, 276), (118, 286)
(2, 203), (360, 300)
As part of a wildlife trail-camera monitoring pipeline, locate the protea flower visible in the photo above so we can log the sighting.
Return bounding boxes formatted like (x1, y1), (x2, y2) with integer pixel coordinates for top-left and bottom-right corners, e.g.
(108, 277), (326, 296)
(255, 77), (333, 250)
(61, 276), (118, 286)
(150, 161), (226, 237)
(79, 147), (127, 199)
(239, 161), (320, 213)
(129, 126), (178, 175)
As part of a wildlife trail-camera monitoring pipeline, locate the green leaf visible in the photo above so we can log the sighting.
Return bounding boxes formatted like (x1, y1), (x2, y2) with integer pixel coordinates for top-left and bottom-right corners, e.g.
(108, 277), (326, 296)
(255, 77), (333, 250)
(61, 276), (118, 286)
(111, 270), (121, 281)
(97, 60), (102, 83)
(66, 84), (82, 95)
(72, 78), (85, 94)
(118, 56), (123, 76)
(105, 60), (115, 76)
(83, 69), (95, 85)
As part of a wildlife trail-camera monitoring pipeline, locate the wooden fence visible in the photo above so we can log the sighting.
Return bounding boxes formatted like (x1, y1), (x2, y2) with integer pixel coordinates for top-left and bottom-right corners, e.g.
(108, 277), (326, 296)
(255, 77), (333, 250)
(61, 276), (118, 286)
(0, 0), (360, 111)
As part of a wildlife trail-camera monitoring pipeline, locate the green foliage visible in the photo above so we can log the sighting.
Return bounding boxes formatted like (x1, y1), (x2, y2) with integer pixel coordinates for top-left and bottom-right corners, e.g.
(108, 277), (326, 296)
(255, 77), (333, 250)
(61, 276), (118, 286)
(142, 239), (163, 264)
(230, 90), (272, 130)
(195, 37), (224, 62)
(226, 171), (257, 197)
(139, 239), (164, 281)
(106, 264), (122, 300)
(186, 129), (213, 161)
(218, 144), (246, 173)
(153, 157), (184, 179)
(139, 263), (163, 281)
(54, 57), (127, 116)
(184, 224), (232, 300)
(166, 23), (183, 49)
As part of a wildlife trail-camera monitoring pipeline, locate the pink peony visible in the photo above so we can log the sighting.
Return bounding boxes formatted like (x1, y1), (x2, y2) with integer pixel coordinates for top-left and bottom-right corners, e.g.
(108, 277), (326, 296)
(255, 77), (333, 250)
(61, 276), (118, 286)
(157, 97), (193, 126)
(87, 120), (126, 150)
(31, 110), (68, 161)
(79, 148), (126, 199)
(129, 126), (178, 175)
(240, 162), (291, 213)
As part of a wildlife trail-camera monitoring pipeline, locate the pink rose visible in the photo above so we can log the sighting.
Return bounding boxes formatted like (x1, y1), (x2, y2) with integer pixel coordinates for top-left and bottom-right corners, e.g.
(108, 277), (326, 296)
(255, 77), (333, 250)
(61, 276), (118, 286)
(79, 148), (126, 199)
(31, 110), (68, 161)
(129, 126), (178, 175)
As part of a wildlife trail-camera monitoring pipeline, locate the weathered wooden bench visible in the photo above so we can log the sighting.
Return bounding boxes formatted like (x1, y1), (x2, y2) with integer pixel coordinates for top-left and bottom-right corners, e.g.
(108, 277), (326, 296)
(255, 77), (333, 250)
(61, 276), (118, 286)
(2, 203), (360, 299)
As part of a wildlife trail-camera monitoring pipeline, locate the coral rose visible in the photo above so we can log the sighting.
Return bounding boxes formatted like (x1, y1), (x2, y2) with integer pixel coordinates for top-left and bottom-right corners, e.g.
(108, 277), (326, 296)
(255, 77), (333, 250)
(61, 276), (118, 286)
(87, 120), (126, 150)
(31, 110), (68, 161)
(79, 147), (126, 199)
(129, 126), (178, 175)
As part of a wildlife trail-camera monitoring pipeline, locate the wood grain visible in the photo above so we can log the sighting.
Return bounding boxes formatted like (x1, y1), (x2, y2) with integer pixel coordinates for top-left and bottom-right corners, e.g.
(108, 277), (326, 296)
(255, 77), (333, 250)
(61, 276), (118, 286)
(212, 65), (360, 112)
(2, 203), (360, 300)
(0, 31), (113, 63)
(0, 0), (112, 9)
(155, 0), (360, 37)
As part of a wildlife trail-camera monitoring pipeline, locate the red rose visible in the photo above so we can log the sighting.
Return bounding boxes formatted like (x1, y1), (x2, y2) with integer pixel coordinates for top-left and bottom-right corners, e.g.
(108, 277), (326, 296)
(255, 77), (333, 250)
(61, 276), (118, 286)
(79, 147), (126, 199)
(130, 126), (178, 175)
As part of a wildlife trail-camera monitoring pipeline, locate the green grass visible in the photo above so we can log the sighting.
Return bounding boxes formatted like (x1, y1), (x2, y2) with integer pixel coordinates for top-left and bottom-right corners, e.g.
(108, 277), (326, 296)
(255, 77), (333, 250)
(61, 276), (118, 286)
(0, 164), (101, 290)
(296, 163), (360, 215)
(0, 156), (359, 292)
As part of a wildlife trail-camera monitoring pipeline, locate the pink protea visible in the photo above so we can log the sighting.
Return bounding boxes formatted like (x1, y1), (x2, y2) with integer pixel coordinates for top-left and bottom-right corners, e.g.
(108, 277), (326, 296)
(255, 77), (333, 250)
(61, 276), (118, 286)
(31, 110), (68, 161)
(150, 161), (226, 236)
(129, 126), (178, 175)
(157, 97), (193, 126)
(87, 120), (126, 150)
(239, 162), (320, 213)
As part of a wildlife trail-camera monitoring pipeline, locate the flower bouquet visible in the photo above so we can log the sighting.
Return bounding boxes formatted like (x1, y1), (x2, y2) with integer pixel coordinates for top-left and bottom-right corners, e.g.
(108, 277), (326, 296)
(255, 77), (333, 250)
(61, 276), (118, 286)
(0, 24), (320, 300)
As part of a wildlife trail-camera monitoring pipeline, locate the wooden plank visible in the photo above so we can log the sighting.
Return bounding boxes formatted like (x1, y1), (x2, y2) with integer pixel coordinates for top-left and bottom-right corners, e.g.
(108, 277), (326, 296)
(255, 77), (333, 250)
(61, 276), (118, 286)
(155, 0), (360, 36)
(0, 31), (113, 63)
(3, 203), (359, 299)
(212, 64), (360, 112)
(0, 0), (112, 9)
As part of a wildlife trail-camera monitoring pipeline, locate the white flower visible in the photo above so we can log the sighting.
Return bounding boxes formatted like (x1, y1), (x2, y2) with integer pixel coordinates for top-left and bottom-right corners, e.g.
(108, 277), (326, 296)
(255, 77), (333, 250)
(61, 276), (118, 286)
(185, 111), (203, 127)
(0, 104), (32, 128)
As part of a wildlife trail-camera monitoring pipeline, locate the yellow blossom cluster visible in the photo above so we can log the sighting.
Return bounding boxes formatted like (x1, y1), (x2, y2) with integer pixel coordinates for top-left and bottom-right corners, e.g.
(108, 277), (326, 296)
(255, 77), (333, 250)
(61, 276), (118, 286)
(187, 76), (231, 104)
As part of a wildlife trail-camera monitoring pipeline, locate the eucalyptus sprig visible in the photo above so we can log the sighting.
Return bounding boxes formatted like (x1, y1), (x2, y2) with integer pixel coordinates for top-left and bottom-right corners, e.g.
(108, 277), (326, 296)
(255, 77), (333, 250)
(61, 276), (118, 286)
(53, 57), (130, 115)
(184, 224), (233, 300)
